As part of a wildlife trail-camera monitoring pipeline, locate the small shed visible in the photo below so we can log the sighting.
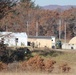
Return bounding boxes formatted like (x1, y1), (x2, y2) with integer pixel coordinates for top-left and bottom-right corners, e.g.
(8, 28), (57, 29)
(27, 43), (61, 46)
(28, 36), (55, 48)
(69, 36), (76, 44)
(0, 32), (27, 47)
(68, 36), (76, 49)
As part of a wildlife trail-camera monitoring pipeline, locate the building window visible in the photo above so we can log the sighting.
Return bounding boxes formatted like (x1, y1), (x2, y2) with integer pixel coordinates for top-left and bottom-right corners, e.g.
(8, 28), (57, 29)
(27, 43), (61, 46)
(1, 38), (4, 44)
(51, 39), (53, 41)
(27, 42), (31, 46)
(15, 38), (18, 43)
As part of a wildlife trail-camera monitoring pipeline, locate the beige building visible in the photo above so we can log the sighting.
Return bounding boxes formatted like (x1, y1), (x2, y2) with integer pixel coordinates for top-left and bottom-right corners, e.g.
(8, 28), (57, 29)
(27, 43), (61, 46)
(27, 36), (55, 49)
(69, 36), (76, 44)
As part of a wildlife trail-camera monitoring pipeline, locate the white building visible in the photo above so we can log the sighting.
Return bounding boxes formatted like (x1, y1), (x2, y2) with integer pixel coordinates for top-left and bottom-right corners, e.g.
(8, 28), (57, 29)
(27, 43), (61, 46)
(0, 32), (27, 47)
(62, 36), (76, 49)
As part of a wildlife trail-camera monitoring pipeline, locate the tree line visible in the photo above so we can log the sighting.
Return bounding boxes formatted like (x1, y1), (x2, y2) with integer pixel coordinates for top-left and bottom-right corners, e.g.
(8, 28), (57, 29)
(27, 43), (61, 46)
(0, 0), (76, 39)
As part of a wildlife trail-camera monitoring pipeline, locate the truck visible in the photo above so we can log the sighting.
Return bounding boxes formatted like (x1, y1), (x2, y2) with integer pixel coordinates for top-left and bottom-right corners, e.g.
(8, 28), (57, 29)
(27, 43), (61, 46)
(55, 40), (62, 49)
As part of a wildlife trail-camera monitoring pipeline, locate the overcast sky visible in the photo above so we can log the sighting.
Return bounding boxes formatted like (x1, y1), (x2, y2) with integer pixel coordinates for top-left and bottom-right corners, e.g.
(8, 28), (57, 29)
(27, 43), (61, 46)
(32, 0), (76, 6)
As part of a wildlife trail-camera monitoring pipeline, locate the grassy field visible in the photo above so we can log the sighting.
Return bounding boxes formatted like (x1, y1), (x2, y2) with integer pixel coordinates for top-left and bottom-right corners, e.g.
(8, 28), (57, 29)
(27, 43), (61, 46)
(31, 48), (76, 74)
(0, 48), (76, 75)
(0, 72), (75, 75)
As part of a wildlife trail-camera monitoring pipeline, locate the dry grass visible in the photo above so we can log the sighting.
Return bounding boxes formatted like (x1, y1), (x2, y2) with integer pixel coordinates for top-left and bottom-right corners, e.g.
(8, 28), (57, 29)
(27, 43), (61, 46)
(0, 49), (76, 75)
(31, 49), (76, 74)
(0, 72), (75, 75)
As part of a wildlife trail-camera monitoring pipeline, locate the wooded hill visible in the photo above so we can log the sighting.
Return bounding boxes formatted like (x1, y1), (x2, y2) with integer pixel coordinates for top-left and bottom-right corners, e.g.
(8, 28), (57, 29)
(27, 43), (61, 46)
(0, 0), (76, 39)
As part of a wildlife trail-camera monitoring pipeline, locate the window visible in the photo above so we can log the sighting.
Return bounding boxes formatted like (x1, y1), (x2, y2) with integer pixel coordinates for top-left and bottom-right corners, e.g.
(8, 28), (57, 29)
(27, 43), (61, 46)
(1, 38), (4, 44)
(51, 39), (53, 41)
(27, 42), (31, 46)
(15, 38), (18, 43)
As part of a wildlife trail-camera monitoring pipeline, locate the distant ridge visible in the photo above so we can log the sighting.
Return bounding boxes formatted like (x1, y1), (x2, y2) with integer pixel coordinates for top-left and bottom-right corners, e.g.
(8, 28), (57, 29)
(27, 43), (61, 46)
(42, 5), (76, 11)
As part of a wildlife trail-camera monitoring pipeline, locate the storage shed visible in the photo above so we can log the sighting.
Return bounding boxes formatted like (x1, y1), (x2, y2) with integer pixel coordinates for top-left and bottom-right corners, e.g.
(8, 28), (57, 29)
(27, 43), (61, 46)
(0, 32), (27, 47)
(68, 36), (76, 49)
(28, 36), (55, 48)
(69, 36), (76, 44)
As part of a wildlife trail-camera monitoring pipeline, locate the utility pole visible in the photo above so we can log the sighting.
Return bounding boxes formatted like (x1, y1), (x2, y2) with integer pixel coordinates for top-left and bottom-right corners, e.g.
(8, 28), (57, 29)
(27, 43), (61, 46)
(5, 25), (8, 32)
(65, 22), (67, 48)
(36, 21), (38, 36)
(59, 19), (61, 40)
(27, 21), (29, 36)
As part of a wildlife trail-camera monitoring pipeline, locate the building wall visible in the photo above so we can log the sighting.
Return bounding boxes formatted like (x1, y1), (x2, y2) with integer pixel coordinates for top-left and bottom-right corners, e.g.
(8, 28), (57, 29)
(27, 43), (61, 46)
(28, 38), (53, 48)
(62, 43), (76, 49)
(0, 32), (27, 47)
(62, 36), (76, 49)
(4, 37), (27, 47)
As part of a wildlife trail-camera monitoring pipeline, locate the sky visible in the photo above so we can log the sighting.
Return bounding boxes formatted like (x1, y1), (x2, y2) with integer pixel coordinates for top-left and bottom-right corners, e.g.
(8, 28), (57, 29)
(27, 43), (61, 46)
(32, 0), (76, 6)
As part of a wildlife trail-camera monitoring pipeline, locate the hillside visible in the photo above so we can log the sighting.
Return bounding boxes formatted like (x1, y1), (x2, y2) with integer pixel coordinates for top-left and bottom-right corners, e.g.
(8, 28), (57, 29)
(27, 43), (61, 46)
(42, 5), (76, 11)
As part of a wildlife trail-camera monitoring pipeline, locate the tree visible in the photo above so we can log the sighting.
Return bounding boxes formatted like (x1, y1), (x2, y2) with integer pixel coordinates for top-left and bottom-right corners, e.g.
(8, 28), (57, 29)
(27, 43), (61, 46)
(20, 0), (38, 9)
(0, 0), (18, 19)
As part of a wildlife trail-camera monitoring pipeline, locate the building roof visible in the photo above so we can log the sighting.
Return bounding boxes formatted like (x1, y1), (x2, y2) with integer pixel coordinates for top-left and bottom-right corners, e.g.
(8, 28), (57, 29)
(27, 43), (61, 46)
(28, 36), (55, 39)
(0, 32), (27, 38)
(69, 36), (76, 44)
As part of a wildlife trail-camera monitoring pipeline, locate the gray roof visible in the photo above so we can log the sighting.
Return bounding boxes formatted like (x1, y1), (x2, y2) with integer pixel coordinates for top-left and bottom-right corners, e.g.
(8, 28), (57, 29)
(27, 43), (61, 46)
(28, 36), (55, 39)
(0, 32), (27, 38)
